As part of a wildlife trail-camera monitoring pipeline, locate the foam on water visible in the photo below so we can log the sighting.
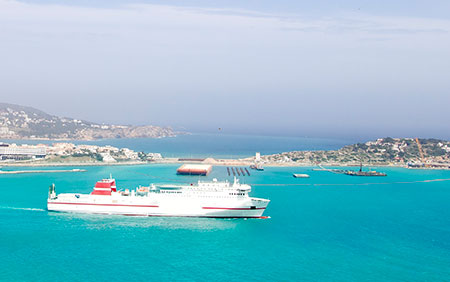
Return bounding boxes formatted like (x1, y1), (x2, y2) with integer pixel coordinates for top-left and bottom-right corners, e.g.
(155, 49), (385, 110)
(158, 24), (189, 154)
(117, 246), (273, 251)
(0, 206), (45, 212)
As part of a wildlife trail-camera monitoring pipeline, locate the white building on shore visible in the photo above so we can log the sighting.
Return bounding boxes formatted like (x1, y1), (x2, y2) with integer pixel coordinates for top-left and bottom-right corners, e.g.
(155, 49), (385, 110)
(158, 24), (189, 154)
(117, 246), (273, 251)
(0, 144), (46, 160)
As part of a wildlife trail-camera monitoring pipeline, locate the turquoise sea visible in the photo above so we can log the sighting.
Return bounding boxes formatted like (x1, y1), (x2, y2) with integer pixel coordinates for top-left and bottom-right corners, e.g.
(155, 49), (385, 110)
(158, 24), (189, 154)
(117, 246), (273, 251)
(3, 133), (351, 158)
(1, 136), (450, 281)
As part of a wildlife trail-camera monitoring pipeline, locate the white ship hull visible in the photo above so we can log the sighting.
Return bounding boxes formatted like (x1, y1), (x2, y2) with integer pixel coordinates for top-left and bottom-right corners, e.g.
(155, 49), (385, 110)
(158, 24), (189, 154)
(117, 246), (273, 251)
(48, 196), (268, 218)
(47, 178), (270, 218)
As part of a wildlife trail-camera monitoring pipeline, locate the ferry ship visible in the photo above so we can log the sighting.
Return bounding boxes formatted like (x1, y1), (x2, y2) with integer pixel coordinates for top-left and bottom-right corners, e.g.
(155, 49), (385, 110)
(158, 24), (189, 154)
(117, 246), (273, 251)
(47, 177), (270, 218)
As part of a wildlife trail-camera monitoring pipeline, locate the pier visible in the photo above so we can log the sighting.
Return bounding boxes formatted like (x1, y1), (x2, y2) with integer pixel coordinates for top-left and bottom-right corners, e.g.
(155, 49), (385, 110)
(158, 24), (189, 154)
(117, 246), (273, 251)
(227, 167), (252, 177)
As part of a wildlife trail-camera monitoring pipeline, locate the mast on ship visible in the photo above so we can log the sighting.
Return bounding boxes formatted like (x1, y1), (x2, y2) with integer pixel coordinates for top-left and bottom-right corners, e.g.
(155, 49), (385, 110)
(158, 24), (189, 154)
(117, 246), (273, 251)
(48, 183), (56, 199)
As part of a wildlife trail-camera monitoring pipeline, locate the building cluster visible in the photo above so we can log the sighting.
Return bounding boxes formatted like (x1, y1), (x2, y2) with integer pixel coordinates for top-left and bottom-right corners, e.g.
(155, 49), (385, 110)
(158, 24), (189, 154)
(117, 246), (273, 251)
(258, 138), (450, 167)
(0, 126), (15, 137)
(0, 143), (46, 160)
(0, 142), (162, 163)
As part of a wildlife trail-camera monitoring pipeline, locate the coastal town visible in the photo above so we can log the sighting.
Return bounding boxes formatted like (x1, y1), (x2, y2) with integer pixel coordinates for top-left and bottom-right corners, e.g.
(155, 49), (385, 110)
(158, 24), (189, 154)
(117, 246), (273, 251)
(256, 137), (450, 168)
(2, 102), (448, 169)
(1, 137), (450, 169)
(0, 142), (162, 165)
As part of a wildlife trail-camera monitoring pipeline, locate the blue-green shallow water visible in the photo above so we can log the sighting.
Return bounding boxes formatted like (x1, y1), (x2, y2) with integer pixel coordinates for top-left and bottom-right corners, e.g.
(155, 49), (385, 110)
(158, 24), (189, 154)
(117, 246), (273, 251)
(1, 165), (450, 281)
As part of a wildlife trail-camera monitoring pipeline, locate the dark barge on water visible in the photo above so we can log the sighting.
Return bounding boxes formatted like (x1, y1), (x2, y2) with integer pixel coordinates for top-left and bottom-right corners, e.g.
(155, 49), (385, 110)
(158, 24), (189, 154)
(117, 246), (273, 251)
(344, 163), (387, 176)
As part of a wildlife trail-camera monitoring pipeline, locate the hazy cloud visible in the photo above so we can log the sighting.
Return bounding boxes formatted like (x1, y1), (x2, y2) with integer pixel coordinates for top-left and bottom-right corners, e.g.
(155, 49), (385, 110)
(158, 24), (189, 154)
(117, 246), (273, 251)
(0, 0), (449, 138)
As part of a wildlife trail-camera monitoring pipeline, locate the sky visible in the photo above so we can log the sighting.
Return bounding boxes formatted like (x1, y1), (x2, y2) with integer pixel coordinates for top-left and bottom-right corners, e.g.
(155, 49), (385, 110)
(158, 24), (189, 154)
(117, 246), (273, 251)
(0, 0), (449, 139)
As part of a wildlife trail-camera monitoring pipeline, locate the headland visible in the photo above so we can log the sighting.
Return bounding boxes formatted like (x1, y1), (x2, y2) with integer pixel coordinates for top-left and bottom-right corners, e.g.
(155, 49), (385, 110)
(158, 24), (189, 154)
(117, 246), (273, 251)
(0, 102), (180, 140)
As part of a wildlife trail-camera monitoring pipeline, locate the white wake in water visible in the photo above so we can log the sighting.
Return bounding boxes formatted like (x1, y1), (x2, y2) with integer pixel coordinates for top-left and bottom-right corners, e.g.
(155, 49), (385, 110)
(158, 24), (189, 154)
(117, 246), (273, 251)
(0, 206), (46, 212)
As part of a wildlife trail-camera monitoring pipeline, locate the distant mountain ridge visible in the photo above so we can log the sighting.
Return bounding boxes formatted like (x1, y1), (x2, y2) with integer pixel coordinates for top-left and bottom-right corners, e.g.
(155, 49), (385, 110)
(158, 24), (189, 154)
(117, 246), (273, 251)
(0, 103), (177, 140)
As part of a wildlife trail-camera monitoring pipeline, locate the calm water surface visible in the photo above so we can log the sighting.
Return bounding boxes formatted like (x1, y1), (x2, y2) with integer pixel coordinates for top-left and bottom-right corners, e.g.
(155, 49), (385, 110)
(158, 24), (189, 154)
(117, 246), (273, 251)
(1, 164), (450, 281)
(1, 133), (351, 158)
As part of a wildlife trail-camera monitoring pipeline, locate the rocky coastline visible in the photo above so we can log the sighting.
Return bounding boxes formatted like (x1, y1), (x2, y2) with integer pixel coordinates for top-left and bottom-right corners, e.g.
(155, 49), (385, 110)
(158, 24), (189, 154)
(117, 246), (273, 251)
(1, 137), (449, 169)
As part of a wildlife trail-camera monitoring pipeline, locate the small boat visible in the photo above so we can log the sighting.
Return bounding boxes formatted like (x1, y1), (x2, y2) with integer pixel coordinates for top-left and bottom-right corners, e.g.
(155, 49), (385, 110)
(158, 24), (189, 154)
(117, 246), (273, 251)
(250, 164), (264, 171)
(293, 174), (310, 178)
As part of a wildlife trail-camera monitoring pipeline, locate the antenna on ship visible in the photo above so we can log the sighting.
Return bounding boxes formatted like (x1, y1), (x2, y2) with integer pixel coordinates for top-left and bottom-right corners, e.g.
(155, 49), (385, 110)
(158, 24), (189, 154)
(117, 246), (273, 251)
(48, 183), (56, 199)
(110, 173), (113, 179)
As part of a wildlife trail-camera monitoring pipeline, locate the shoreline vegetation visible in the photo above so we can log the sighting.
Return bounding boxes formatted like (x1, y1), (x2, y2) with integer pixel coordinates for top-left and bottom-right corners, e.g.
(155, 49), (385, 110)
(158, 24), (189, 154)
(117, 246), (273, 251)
(1, 137), (449, 169)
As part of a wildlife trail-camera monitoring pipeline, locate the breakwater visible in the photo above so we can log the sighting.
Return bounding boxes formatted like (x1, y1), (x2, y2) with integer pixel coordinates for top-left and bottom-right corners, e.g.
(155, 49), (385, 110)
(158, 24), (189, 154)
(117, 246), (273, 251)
(0, 169), (86, 174)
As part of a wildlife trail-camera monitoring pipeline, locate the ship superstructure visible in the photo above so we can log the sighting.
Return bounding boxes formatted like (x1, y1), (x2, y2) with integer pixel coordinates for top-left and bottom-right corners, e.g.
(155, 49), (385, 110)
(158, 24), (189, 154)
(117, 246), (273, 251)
(47, 177), (270, 218)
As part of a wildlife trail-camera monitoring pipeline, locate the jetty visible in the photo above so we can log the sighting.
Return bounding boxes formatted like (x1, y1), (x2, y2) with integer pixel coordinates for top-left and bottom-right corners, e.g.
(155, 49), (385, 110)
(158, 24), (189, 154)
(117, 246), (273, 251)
(0, 169), (86, 174)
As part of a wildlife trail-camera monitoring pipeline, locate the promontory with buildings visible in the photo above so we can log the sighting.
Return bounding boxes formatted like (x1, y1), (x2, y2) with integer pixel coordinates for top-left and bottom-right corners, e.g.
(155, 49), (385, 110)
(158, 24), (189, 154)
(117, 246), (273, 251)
(0, 103), (177, 140)
(0, 142), (162, 165)
(256, 137), (450, 168)
(1, 137), (449, 169)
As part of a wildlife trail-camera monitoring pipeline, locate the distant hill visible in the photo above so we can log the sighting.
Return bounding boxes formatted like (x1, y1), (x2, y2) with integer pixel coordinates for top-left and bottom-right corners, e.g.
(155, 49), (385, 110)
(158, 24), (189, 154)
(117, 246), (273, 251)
(260, 137), (450, 165)
(0, 103), (177, 140)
